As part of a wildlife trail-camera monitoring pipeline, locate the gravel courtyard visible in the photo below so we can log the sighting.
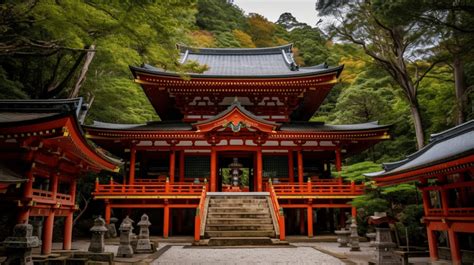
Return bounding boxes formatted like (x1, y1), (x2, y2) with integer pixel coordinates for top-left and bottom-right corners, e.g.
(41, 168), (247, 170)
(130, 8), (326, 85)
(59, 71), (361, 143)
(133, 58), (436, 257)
(152, 246), (345, 265)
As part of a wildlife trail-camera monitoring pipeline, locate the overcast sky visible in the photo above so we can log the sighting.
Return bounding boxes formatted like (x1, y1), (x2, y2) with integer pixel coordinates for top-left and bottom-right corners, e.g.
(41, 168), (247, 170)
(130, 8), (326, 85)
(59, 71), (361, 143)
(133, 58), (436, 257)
(233, 0), (321, 26)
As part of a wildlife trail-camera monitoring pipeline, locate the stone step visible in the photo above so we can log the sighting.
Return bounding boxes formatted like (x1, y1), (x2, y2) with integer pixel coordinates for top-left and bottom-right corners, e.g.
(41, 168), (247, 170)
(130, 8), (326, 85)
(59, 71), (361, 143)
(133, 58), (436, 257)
(209, 198), (267, 204)
(207, 237), (274, 246)
(209, 195), (267, 200)
(207, 212), (271, 219)
(206, 224), (275, 231)
(205, 230), (276, 237)
(206, 218), (273, 224)
(207, 207), (269, 213)
(209, 202), (269, 207)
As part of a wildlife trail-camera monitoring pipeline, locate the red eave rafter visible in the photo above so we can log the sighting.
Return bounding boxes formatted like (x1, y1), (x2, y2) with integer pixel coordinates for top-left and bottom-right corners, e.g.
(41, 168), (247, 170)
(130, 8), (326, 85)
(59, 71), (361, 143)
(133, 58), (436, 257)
(374, 155), (474, 187)
(134, 71), (338, 88)
(85, 128), (389, 142)
(62, 118), (119, 172)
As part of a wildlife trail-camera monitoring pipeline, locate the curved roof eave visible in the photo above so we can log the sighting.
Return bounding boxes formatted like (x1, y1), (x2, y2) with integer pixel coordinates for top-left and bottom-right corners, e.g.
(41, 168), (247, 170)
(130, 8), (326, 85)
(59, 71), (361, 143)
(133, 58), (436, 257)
(129, 64), (344, 79)
(365, 120), (474, 179)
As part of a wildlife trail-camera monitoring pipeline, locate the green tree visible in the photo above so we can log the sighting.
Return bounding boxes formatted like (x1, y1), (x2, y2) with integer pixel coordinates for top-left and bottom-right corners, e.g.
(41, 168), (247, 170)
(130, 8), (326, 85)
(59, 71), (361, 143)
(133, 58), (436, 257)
(317, 0), (442, 149)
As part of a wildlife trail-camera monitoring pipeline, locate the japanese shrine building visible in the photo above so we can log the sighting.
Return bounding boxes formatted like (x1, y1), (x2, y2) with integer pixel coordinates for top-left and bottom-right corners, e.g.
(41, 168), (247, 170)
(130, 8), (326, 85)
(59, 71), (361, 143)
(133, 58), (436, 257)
(87, 44), (391, 239)
(368, 120), (474, 265)
(0, 98), (121, 254)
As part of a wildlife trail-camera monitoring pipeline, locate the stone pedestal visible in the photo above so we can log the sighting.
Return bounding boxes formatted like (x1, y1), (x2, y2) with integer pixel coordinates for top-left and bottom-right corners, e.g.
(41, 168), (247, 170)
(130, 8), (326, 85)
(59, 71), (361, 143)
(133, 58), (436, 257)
(135, 214), (155, 253)
(88, 216), (108, 253)
(349, 218), (360, 251)
(106, 217), (118, 238)
(117, 218), (134, 257)
(366, 232), (376, 247)
(3, 223), (40, 265)
(372, 227), (400, 264)
(335, 228), (350, 247)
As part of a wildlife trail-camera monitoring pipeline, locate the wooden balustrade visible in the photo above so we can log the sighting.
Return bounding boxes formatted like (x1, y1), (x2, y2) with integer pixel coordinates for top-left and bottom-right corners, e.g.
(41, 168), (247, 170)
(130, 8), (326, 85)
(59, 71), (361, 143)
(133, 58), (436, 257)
(268, 182), (285, 241)
(428, 207), (474, 216)
(95, 176), (362, 196)
(194, 186), (207, 241)
(94, 182), (205, 195)
(271, 182), (364, 195)
(31, 189), (74, 205)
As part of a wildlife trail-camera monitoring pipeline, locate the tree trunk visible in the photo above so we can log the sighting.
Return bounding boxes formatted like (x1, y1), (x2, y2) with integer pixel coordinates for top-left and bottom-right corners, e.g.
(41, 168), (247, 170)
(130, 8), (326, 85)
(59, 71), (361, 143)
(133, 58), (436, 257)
(409, 102), (425, 150)
(453, 55), (466, 125)
(69, 44), (96, 98)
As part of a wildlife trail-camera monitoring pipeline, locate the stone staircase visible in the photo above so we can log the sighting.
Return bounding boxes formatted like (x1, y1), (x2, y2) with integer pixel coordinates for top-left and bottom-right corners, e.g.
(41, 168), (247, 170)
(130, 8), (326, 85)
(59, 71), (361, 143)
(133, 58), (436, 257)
(200, 192), (286, 246)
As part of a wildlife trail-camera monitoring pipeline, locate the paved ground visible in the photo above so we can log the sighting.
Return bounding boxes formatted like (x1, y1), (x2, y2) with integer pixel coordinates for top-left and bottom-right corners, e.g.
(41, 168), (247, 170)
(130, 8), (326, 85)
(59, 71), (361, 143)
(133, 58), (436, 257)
(152, 245), (345, 265)
(45, 238), (443, 264)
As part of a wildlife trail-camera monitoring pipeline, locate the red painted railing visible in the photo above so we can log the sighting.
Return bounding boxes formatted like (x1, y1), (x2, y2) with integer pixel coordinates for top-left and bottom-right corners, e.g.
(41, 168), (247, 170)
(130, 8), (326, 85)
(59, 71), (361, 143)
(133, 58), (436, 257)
(268, 181), (285, 241)
(94, 177), (205, 196)
(270, 180), (364, 196)
(428, 207), (474, 216)
(194, 186), (207, 241)
(31, 189), (74, 206)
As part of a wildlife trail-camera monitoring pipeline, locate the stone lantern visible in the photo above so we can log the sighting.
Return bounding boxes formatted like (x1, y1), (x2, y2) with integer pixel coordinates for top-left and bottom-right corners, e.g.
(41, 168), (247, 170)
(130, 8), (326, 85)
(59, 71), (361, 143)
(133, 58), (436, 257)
(3, 223), (40, 265)
(135, 214), (155, 253)
(88, 216), (108, 253)
(368, 212), (400, 265)
(117, 218), (134, 257)
(228, 158), (243, 188)
(349, 218), (360, 251)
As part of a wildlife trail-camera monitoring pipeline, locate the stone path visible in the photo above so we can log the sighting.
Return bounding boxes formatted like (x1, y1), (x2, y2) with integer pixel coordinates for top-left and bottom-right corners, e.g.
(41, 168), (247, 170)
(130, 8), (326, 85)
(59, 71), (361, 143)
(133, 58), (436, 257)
(151, 246), (345, 265)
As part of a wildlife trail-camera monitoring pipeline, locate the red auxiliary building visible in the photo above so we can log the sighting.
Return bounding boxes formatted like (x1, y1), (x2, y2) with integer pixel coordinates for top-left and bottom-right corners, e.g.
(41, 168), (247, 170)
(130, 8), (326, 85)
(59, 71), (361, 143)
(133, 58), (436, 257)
(368, 120), (474, 265)
(0, 99), (121, 254)
(87, 44), (390, 240)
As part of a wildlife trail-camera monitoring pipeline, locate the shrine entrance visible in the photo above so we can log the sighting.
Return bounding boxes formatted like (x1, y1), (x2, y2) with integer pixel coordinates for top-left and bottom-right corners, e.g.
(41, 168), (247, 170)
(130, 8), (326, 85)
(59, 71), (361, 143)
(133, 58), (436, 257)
(217, 152), (254, 192)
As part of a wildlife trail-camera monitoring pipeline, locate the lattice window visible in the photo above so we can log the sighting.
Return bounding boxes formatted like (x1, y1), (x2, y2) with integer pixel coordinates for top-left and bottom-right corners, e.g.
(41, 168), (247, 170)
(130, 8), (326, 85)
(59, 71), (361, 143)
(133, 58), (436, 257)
(185, 156), (210, 178)
(263, 155), (288, 178)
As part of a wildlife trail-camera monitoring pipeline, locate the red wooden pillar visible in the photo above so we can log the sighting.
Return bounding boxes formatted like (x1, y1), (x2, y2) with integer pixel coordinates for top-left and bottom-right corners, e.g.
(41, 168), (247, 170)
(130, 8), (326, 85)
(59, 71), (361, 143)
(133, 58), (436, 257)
(18, 170), (34, 223)
(421, 188), (430, 216)
(351, 206), (357, 219)
(179, 151), (185, 182)
(297, 150), (303, 184)
(105, 200), (111, 224)
(288, 151), (294, 184)
(129, 146), (136, 184)
(448, 229), (461, 265)
(335, 147), (342, 172)
(163, 202), (170, 238)
(63, 179), (77, 250)
(169, 150), (176, 183)
(51, 173), (59, 199)
(42, 209), (55, 254)
(307, 203), (313, 238)
(335, 147), (342, 184)
(63, 211), (73, 250)
(256, 148), (263, 192)
(426, 225), (439, 262)
(210, 148), (217, 192)
(440, 189), (449, 216)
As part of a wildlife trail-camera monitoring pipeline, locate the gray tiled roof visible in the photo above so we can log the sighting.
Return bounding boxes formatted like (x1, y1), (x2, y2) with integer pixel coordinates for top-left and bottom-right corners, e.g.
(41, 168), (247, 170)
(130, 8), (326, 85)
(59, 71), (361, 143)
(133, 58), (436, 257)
(132, 44), (343, 78)
(88, 121), (193, 131)
(0, 98), (83, 125)
(0, 164), (26, 184)
(280, 121), (389, 132)
(366, 120), (474, 178)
